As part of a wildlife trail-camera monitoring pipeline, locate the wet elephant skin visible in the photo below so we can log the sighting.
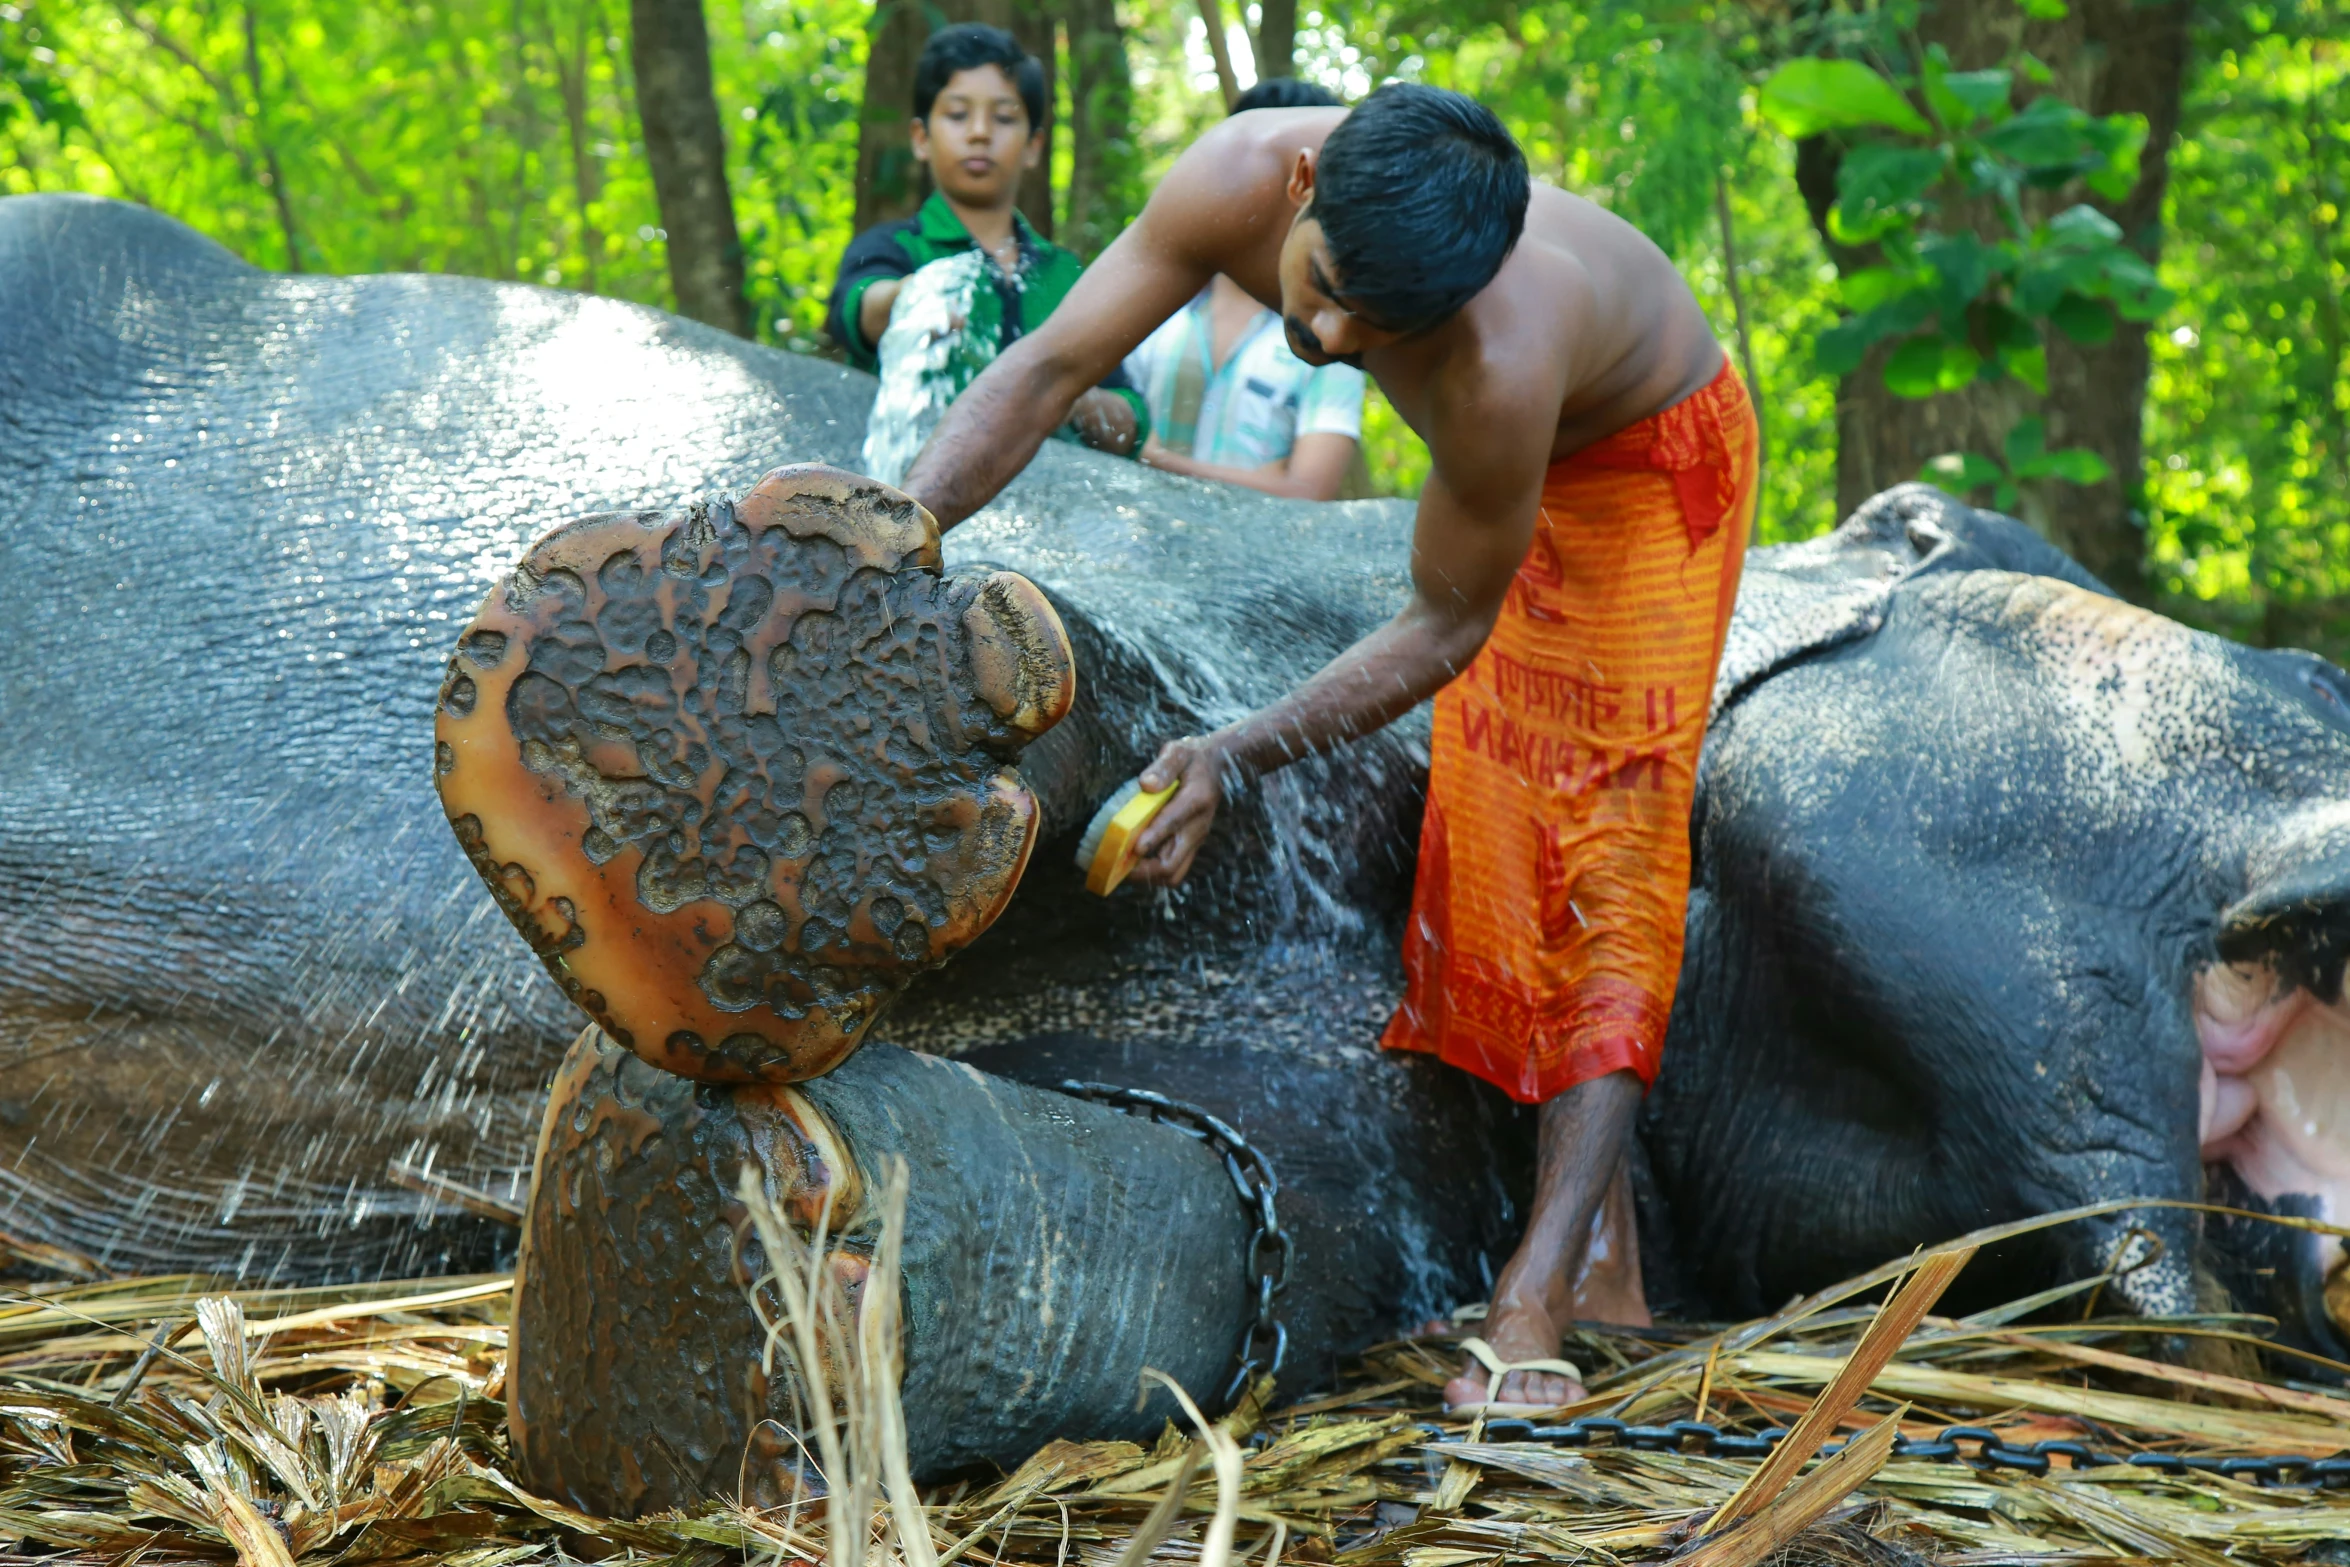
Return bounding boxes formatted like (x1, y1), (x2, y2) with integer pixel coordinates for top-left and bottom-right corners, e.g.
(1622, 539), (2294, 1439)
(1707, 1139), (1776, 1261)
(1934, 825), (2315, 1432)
(0, 192), (1425, 1280)
(9, 191), (2347, 1398)
(0, 193), (861, 1275)
(1640, 488), (2350, 1362)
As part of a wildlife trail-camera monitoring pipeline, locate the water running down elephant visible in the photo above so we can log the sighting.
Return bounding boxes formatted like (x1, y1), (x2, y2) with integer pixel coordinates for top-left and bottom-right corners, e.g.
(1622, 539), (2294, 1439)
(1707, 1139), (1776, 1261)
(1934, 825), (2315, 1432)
(4, 195), (2347, 1511)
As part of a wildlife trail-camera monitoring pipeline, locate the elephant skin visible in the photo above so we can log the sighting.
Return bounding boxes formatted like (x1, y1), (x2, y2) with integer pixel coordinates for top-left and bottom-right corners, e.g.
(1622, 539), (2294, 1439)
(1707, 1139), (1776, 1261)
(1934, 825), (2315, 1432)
(4, 196), (2347, 1501)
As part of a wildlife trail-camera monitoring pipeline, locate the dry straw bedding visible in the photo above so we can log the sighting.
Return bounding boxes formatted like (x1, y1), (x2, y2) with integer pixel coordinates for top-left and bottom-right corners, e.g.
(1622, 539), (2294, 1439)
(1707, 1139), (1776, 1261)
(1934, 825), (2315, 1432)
(0, 1192), (2342, 1567)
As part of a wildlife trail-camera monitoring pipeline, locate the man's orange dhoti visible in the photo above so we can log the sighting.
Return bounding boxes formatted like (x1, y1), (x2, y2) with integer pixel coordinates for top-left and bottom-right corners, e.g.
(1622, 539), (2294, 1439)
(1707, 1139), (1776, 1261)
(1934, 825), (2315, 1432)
(1381, 361), (1758, 1102)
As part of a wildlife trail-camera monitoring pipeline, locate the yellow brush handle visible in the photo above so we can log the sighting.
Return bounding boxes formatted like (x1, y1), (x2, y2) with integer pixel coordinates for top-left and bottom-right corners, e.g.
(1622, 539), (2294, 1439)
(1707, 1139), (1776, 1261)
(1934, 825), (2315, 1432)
(1085, 782), (1178, 896)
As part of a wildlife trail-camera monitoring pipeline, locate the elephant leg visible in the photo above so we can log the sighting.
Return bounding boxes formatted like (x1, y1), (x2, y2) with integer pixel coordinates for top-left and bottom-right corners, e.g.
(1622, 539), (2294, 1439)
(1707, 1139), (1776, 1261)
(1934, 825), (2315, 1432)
(509, 1026), (1250, 1514)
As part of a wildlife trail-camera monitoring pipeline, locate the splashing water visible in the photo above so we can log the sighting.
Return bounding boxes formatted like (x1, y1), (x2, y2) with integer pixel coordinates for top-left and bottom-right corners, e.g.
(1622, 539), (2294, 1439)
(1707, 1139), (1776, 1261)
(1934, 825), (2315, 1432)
(861, 250), (998, 487)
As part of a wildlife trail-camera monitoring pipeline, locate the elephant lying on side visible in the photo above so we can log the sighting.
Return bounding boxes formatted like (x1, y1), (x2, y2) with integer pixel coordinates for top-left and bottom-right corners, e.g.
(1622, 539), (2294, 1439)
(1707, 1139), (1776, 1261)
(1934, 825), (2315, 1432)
(3, 195), (2344, 1518)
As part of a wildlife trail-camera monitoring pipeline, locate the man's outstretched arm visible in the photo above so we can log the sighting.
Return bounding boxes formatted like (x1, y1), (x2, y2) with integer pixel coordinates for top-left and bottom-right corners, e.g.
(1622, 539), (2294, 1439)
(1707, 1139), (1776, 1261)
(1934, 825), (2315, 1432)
(1125, 356), (1560, 884)
(902, 126), (1289, 528)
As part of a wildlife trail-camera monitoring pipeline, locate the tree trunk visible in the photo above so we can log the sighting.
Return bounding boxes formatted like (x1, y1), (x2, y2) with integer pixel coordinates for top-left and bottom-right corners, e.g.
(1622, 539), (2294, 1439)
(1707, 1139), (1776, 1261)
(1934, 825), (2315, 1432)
(628, 0), (750, 336)
(854, 0), (1058, 237)
(1062, 0), (1135, 259)
(1805, 0), (2189, 600)
(1255, 0), (1297, 80)
(1195, 0), (1240, 106)
(1006, 5), (1057, 239)
(854, 0), (930, 233)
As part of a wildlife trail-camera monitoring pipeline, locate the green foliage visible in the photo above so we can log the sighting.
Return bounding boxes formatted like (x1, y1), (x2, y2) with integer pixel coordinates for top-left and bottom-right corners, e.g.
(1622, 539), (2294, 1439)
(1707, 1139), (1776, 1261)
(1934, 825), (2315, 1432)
(1, 4), (79, 134)
(1757, 56), (1927, 138)
(2143, 4), (2350, 653)
(0, 0), (861, 342)
(1754, 30), (2167, 507)
(1, 0), (2340, 657)
(732, 11), (867, 351)
(1063, 0), (1144, 261)
(0, 0), (663, 288)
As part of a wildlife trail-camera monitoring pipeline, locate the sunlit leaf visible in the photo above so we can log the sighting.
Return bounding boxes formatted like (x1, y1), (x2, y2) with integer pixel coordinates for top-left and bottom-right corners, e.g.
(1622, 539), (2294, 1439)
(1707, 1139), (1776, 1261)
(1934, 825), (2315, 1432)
(1758, 58), (1931, 139)
(2046, 203), (2123, 248)
(2002, 341), (2050, 396)
(2017, 446), (2114, 484)
(1938, 340), (1984, 390)
(1841, 263), (1930, 314)
(1884, 336), (1950, 397)
(2086, 113), (2148, 201)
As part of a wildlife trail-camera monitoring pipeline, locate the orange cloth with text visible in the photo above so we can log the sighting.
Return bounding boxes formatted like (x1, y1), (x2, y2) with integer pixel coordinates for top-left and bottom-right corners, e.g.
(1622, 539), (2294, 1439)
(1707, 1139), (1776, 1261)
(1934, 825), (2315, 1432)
(1380, 362), (1757, 1103)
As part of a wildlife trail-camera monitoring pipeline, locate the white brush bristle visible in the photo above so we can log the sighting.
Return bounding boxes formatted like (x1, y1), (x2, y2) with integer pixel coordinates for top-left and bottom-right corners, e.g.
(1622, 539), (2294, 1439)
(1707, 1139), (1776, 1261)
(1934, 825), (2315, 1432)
(1075, 777), (1143, 874)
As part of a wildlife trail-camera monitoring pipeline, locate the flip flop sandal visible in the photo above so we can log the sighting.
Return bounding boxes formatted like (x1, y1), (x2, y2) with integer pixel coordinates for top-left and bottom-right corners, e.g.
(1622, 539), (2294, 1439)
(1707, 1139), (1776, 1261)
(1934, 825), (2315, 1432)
(1442, 1336), (1585, 1416)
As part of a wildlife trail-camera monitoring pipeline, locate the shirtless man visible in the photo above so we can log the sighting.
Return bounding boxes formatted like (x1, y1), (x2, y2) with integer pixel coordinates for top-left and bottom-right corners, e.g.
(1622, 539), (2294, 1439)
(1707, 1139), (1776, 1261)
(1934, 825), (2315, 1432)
(899, 84), (1757, 1410)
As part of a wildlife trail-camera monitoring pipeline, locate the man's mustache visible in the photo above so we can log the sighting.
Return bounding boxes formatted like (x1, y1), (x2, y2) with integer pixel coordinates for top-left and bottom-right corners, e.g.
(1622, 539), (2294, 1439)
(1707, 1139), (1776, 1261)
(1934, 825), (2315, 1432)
(1285, 314), (1364, 370)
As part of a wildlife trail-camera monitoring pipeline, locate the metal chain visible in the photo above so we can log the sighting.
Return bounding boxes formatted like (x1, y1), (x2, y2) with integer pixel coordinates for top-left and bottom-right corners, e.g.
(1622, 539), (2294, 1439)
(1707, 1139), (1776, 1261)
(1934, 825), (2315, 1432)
(1429, 1417), (2350, 1490)
(1058, 1081), (1290, 1412)
(1055, 1082), (2342, 1488)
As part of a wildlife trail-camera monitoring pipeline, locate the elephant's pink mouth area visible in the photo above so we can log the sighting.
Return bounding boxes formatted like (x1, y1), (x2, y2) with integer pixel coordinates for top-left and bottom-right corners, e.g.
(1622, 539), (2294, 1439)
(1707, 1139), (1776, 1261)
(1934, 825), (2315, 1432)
(2197, 965), (2350, 1296)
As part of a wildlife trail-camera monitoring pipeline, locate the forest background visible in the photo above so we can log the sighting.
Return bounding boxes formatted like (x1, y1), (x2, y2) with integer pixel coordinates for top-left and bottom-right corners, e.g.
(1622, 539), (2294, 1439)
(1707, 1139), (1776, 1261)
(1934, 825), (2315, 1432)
(0, 0), (2342, 654)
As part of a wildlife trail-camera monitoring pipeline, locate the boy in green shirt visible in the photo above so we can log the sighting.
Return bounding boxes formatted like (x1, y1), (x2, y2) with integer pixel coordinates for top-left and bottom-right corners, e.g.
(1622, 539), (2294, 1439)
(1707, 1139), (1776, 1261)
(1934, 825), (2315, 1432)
(825, 24), (1145, 455)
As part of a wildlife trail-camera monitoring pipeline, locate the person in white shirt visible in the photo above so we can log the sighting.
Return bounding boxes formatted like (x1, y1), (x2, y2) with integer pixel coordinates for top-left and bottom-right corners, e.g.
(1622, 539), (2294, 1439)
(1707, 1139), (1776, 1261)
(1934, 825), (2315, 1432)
(1123, 79), (1369, 500)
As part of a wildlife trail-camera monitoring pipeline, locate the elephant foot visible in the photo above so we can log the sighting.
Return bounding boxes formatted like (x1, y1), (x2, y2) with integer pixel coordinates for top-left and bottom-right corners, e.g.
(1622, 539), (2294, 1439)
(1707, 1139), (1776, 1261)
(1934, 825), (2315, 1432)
(506, 1025), (868, 1517)
(435, 465), (1075, 1083)
(509, 1026), (1249, 1516)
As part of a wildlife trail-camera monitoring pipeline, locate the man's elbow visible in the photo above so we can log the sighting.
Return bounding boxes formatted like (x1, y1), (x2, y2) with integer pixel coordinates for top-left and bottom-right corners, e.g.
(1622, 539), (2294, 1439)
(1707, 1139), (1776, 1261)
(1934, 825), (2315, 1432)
(1414, 592), (1505, 671)
(994, 331), (1095, 405)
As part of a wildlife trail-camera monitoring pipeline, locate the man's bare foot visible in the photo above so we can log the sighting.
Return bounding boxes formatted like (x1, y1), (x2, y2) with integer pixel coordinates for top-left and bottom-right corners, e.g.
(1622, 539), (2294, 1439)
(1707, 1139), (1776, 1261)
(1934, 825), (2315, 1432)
(1441, 1312), (1586, 1409)
(1438, 1072), (1643, 1411)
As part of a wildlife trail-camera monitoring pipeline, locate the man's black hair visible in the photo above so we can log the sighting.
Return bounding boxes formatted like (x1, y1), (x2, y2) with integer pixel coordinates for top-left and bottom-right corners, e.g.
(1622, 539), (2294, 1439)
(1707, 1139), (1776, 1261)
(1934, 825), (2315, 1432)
(1231, 77), (1341, 114)
(913, 24), (1047, 131)
(1309, 84), (1528, 334)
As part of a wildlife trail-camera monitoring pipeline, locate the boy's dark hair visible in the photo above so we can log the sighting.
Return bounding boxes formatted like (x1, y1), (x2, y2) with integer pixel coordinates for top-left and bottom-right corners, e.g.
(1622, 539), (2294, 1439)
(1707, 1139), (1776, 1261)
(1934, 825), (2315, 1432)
(1231, 77), (1341, 114)
(913, 24), (1047, 132)
(1310, 84), (1528, 334)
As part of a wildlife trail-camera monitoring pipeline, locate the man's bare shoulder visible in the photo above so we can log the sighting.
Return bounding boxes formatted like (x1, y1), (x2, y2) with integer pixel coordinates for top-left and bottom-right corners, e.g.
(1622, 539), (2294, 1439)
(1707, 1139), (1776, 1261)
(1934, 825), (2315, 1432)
(1147, 109), (1343, 247)
(1515, 180), (1723, 442)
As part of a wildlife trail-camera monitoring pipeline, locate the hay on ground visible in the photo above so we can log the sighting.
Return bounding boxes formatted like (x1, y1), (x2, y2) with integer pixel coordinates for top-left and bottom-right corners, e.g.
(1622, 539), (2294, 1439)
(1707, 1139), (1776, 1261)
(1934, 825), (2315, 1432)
(0, 1236), (2341, 1567)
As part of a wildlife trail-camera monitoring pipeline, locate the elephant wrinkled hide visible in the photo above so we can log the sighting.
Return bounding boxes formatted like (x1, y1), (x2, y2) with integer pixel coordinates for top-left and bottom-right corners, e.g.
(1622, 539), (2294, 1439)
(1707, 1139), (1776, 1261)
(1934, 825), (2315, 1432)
(4, 195), (2349, 1490)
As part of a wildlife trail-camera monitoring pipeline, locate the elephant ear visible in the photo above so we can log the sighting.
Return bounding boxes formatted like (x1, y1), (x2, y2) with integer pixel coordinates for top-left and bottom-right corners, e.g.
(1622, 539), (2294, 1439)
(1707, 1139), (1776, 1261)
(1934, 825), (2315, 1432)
(1712, 483), (2111, 721)
(2221, 804), (2350, 1002)
(433, 464), (1076, 1085)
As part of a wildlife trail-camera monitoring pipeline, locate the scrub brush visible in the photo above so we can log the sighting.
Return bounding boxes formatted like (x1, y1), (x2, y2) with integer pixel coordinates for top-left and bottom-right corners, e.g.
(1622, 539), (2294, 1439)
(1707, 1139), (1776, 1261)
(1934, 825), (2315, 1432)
(1076, 777), (1178, 896)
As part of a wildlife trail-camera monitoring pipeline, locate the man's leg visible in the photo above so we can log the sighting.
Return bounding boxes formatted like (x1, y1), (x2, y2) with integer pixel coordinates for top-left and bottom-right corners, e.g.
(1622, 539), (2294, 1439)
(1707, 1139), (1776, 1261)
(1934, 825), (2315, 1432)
(1443, 1068), (1643, 1408)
